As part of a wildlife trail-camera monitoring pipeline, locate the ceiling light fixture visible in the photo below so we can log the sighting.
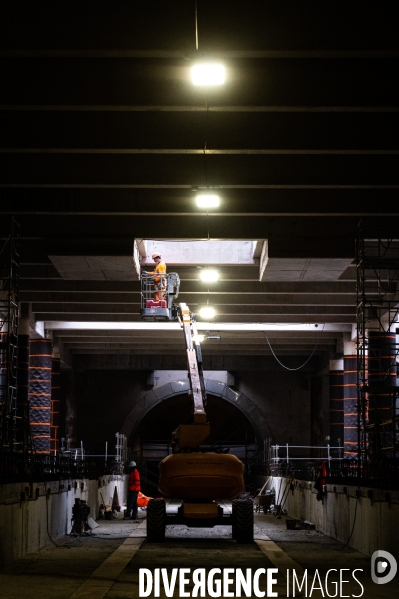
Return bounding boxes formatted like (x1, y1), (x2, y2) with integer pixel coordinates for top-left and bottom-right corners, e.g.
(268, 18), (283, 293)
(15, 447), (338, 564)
(200, 269), (219, 282)
(199, 306), (216, 319)
(206, 331), (221, 340)
(191, 63), (226, 86)
(41, 321), (346, 332)
(195, 194), (220, 208)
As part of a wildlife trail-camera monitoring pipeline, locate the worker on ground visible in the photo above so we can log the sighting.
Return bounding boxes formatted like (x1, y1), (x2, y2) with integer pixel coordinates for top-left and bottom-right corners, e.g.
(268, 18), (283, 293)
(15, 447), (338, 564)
(144, 252), (166, 301)
(125, 461), (141, 521)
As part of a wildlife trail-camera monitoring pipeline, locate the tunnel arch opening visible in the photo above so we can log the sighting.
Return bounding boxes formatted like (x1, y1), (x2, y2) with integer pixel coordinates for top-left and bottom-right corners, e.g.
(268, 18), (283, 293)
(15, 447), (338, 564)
(120, 378), (264, 495)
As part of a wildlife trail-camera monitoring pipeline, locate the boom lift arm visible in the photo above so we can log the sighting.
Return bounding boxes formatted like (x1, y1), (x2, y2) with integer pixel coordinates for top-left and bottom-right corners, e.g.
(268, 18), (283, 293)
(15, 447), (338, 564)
(171, 303), (210, 452)
(151, 304), (250, 544)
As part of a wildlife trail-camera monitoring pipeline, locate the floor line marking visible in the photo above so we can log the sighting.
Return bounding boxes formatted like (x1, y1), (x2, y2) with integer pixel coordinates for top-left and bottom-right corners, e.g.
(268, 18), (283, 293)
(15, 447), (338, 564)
(69, 523), (146, 599)
(255, 538), (305, 577)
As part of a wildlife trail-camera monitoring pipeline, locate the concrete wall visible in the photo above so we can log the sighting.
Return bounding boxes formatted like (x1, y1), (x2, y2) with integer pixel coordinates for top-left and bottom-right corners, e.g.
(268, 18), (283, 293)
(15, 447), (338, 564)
(0, 475), (128, 568)
(62, 368), (318, 452)
(62, 369), (151, 453)
(270, 476), (399, 558)
(61, 365), (327, 463)
(153, 370), (233, 386)
(235, 371), (313, 445)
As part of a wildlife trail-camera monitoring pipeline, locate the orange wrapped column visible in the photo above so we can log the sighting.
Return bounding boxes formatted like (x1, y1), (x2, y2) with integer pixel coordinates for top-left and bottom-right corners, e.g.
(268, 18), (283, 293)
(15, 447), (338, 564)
(17, 333), (30, 442)
(29, 339), (52, 454)
(367, 332), (397, 423)
(329, 367), (344, 453)
(343, 355), (358, 457)
(51, 357), (60, 453)
(0, 330), (7, 406)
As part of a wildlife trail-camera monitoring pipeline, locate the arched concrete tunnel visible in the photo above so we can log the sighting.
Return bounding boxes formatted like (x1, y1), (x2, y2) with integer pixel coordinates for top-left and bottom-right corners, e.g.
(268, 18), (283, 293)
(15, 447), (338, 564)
(122, 379), (263, 446)
(122, 379), (262, 495)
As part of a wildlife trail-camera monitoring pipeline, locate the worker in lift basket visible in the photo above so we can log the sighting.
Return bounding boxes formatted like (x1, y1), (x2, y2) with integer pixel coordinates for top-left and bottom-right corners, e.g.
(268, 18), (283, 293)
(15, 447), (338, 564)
(125, 461), (141, 521)
(143, 253), (166, 302)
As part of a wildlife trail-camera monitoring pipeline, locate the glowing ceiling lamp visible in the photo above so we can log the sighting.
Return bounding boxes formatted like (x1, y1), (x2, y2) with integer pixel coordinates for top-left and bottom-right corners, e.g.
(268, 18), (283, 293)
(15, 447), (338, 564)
(199, 306), (216, 319)
(200, 269), (219, 282)
(191, 63), (226, 86)
(195, 194), (220, 208)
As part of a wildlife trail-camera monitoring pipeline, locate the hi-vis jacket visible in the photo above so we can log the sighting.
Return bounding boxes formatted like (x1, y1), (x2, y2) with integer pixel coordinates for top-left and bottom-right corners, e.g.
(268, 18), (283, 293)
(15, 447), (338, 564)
(150, 260), (166, 284)
(128, 469), (141, 492)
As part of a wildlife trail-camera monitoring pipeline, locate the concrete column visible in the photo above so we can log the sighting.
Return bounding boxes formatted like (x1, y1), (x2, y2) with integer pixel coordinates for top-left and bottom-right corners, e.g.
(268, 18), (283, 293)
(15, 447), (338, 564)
(343, 352), (358, 458)
(51, 349), (61, 454)
(329, 358), (344, 456)
(17, 318), (30, 448)
(29, 339), (52, 454)
(64, 371), (78, 448)
(310, 375), (325, 450)
(366, 332), (398, 468)
(367, 331), (397, 423)
(0, 323), (7, 411)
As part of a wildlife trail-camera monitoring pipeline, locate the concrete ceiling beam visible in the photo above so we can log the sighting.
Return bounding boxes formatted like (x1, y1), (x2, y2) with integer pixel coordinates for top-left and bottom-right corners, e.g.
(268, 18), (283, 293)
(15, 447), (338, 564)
(4, 188), (399, 215)
(36, 314), (355, 325)
(2, 153), (397, 187)
(1, 55), (397, 107)
(63, 336), (338, 347)
(53, 328), (341, 339)
(31, 303), (356, 316)
(2, 110), (398, 151)
(70, 346), (332, 355)
(23, 291), (358, 304)
(21, 280), (358, 293)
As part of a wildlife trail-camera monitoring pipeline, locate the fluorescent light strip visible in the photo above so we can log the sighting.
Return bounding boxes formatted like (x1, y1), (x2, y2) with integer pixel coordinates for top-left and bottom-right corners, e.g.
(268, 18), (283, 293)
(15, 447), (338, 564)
(42, 321), (352, 332)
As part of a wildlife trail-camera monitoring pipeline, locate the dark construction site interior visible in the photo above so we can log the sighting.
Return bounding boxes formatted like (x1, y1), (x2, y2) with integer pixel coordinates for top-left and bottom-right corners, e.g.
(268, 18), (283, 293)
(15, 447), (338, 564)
(1, 1), (399, 597)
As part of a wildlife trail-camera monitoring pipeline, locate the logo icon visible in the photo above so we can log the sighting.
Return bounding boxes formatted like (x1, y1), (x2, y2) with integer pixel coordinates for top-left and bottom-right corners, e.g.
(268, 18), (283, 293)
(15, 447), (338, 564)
(371, 550), (397, 585)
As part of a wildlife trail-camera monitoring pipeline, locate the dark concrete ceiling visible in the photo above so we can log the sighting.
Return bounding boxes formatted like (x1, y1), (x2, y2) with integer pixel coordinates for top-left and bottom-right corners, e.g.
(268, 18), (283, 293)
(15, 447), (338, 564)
(1, 1), (398, 367)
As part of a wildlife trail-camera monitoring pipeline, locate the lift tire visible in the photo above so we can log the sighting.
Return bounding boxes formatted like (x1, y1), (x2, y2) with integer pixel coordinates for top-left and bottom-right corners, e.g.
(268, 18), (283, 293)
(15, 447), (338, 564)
(232, 499), (254, 544)
(146, 499), (166, 542)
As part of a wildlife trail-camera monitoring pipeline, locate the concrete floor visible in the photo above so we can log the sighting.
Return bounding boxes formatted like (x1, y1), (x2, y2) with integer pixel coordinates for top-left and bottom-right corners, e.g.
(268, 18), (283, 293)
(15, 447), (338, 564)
(0, 501), (398, 598)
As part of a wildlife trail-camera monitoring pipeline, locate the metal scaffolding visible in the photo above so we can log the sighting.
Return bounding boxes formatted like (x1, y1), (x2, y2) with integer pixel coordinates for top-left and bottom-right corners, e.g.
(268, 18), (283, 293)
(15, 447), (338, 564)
(0, 218), (21, 474)
(356, 218), (399, 487)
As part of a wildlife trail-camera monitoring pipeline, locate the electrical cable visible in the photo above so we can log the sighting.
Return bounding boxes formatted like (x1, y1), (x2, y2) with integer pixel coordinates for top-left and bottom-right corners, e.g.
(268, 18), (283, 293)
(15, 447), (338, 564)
(28, 430), (66, 550)
(203, 100), (209, 189)
(21, 414), (71, 550)
(194, 0), (199, 51)
(42, 475), (79, 549)
(264, 324), (326, 371)
(336, 478), (363, 552)
(338, 494), (359, 551)
(315, 476), (364, 552)
(42, 469), (89, 548)
(56, 534), (84, 548)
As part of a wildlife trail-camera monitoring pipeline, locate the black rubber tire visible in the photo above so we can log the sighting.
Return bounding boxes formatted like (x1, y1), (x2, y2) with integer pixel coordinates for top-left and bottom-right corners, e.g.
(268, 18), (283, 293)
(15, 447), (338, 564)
(146, 499), (166, 542)
(232, 499), (254, 544)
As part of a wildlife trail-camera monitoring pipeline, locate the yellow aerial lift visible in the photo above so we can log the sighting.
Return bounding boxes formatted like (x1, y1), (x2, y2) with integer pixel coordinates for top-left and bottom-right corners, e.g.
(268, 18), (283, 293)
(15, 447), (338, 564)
(140, 272), (254, 542)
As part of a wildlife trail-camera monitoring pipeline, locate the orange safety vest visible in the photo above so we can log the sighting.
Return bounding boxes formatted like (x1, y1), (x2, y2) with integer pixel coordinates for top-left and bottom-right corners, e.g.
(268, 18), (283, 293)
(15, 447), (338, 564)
(152, 261), (166, 284)
(128, 469), (141, 492)
(137, 491), (151, 507)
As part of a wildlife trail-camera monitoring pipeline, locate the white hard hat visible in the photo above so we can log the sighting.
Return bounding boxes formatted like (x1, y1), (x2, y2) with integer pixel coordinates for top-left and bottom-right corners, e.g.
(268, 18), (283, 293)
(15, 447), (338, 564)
(129, 461), (136, 467)
(152, 252), (161, 259)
